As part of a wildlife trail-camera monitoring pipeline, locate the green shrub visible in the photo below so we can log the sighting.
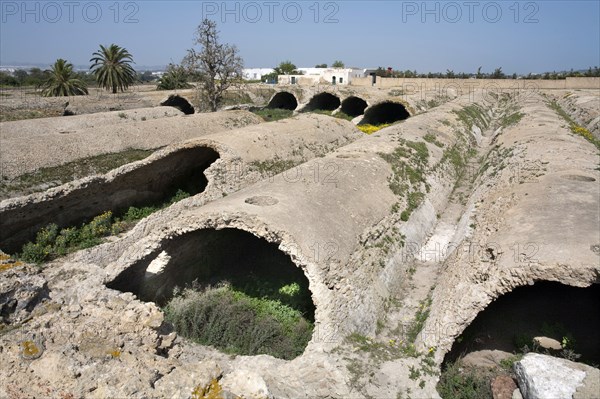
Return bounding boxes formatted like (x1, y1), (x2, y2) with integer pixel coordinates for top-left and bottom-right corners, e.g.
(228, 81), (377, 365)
(400, 210), (410, 222)
(83, 211), (113, 237)
(168, 189), (191, 204)
(122, 205), (157, 222)
(279, 282), (300, 296)
(17, 190), (192, 264)
(156, 64), (192, 90)
(437, 361), (493, 399)
(20, 242), (51, 263)
(20, 224), (58, 263)
(53, 227), (80, 255)
(35, 223), (59, 247)
(164, 285), (313, 360)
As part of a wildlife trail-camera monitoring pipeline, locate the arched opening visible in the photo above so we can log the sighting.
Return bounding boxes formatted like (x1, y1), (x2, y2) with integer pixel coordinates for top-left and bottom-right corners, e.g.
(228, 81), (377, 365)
(444, 282), (600, 366)
(303, 92), (341, 112)
(267, 91), (298, 110)
(160, 95), (195, 115)
(107, 228), (316, 359)
(360, 101), (410, 125)
(341, 96), (368, 117)
(332, 76), (337, 85)
(0, 146), (220, 254)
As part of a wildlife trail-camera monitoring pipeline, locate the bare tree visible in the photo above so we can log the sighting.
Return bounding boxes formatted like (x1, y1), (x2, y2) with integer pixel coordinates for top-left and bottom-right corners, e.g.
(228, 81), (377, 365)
(183, 19), (243, 112)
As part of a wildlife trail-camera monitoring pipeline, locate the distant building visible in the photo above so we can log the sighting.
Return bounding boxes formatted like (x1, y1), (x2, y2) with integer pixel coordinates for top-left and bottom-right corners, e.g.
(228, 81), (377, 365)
(278, 67), (373, 86)
(242, 68), (275, 81)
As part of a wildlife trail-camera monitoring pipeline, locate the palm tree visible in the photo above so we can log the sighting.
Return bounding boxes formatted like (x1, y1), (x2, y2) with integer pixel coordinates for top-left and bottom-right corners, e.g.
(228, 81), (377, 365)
(156, 63), (192, 90)
(89, 44), (136, 93)
(40, 59), (88, 97)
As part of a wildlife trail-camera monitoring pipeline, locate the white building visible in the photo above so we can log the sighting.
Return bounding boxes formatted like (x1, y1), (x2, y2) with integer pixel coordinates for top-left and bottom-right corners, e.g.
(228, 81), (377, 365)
(242, 68), (275, 81)
(278, 67), (371, 86)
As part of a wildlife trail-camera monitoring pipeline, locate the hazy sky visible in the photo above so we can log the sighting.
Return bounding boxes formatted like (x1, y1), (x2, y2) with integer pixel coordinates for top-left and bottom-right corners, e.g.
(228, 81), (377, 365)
(1, 0), (599, 74)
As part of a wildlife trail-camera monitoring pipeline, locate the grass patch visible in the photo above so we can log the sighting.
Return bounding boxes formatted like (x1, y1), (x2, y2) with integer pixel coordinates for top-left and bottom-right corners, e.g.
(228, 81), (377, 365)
(345, 332), (419, 361)
(424, 133), (444, 147)
(333, 111), (354, 121)
(379, 139), (430, 219)
(401, 192), (425, 221)
(0, 149), (155, 199)
(406, 297), (432, 342)
(17, 189), (190, 264)
(163, 284), (313, 360)
(499, 111), (524, 128)
(547, 99), (574, 124)
(251, 108), (293, 122)
(441, 145), (467, 177)
(249, 158), (301, 176)
(310, 109), (333, 116)
(0, 108), (63, 122)
(453, 104), (490, 130)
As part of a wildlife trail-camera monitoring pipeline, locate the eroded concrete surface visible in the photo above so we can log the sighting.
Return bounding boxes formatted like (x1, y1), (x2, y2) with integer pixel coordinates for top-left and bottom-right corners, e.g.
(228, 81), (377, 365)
(0, 86), (598, 398)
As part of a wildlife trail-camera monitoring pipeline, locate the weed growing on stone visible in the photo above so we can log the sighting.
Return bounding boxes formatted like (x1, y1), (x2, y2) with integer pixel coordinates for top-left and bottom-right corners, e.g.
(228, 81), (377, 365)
(423, 133), (444, 148)
(406, 297), (432, 342)
(452, 104), (490, 130)
(379, 138), (430, 220)
(499, 110), (524, 128)
(249, 158), (302, 176)
(547, 99), (600, 149)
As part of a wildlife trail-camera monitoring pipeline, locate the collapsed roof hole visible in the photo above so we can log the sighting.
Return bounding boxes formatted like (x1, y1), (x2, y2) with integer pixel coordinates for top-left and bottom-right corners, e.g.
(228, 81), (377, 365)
(0, 146), (219, 254)
(267, 91), (298, 110)
(360, 101), (410, 125)
(341, 96), (368, 117)
(443, 281), (600, 366)
(160, 95), (195, 115)
(107, 228), (315, 360)
(303, 92), (341, 112)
